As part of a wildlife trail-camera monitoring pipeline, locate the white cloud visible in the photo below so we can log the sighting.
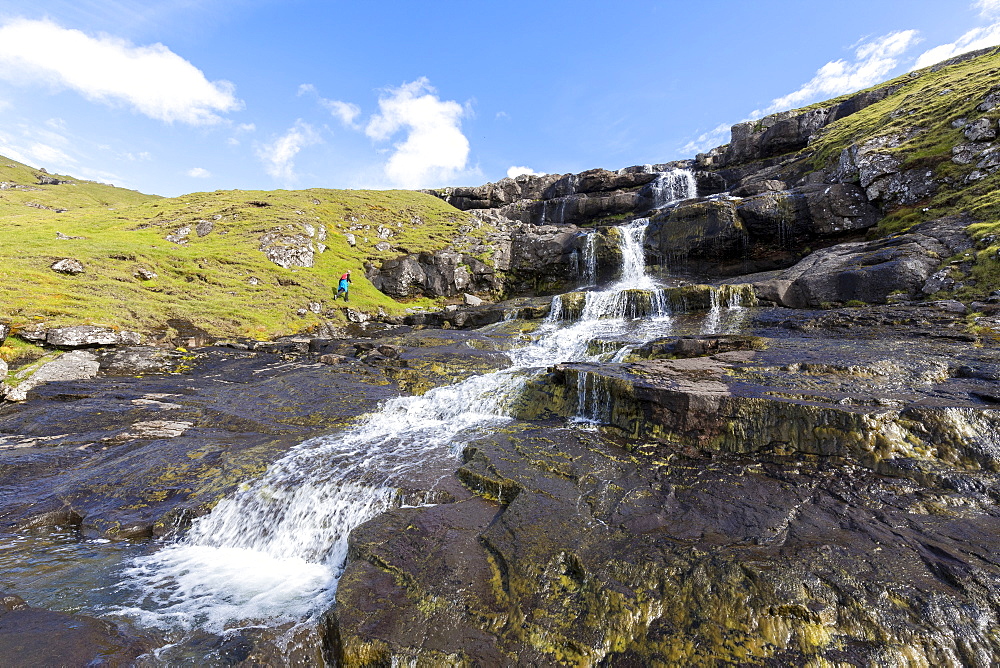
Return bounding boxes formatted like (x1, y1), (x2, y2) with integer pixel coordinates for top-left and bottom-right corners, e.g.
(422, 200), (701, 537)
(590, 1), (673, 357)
(914, 22), (1000, 68)
(0, 136), (73, 169)
(25, 142), (74, 166)
(322, 100), (361, 128)
(227, 122), (256, 146)
(974, 0), (1000, 16)
(0, 18), (242, 124)
(365, 77), (470, 189)
(256, 120), (321, 181)
(680, 123), (733, 155)
(299, 82), (361, 129)
(496, 111), (510, 120)
(507, 165), (545, 178)
(756, 30), (920, 116)
(187, 167), (211, 178)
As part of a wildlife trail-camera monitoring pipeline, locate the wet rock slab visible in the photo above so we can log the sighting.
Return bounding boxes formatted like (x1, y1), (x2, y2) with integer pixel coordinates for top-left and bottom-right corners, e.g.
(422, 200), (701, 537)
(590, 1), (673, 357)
(0, 594), (150, 666)
(0, 336), (510, 539)
(333, 307), (1000, 665)
(336, 420), (1000, 665)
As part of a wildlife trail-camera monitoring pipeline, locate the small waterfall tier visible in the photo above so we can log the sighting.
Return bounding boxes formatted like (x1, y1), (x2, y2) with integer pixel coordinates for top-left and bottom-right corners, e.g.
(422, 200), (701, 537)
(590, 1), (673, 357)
(551, 284), (756, 322)
(650, 168), (697, 208)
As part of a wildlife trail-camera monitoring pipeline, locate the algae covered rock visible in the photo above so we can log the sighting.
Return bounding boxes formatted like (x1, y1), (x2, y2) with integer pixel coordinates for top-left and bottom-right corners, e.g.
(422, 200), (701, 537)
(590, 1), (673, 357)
(335, 420), (1000, 666)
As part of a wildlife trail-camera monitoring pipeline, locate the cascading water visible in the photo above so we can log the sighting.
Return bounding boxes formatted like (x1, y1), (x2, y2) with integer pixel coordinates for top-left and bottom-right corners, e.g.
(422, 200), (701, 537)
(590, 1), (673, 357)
(700, 288), (748, 335)
(582, 233), (598, 286)
(650, 168), (697, 208)
(116, 218), (680, 641)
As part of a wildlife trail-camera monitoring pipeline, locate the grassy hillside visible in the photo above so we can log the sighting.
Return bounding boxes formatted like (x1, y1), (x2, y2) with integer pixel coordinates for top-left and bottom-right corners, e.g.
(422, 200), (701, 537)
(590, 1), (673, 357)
(800, 47), (1000, 298)
(0, 160), (482, 340)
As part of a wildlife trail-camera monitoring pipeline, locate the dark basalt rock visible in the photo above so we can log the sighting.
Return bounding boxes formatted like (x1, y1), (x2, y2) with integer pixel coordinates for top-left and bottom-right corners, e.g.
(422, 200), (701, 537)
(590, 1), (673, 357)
(333, 320), (1000, 665)
(0, 596), (150, 666)
(335, 420), (1000, 665)
(367, 249), (499, 298)
(754, 215), (973, 307)
(719, 81), (909, 168)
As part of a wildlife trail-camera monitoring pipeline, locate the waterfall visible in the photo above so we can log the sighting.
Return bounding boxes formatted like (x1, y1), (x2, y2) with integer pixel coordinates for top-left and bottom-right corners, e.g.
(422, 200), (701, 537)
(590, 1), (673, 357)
(617, 218), (658, 290)
(575, 372), (612, 426)
(700, 287), (750, 335)
(701, 290), (722, 334)
(117, 219), (680, 638)
(650, 168), (696, 208)
(582, 232), (598, 286)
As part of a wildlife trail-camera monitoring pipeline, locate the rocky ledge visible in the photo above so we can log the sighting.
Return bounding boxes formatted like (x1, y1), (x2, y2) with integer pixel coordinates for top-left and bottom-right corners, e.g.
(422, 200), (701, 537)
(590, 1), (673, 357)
(332, 305), (1000, 665)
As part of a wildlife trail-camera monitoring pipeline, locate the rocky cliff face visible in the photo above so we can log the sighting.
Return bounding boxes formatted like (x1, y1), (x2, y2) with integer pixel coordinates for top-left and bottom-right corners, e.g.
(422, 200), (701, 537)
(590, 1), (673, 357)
(366, 45), (999, 308)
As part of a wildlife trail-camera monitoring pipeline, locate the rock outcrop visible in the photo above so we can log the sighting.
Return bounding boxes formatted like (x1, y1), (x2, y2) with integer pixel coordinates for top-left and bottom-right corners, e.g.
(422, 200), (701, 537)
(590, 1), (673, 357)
(333, 307), (1000, 665)
(3, 350), (100, 402)
(366, 249), (499, 298)
(50, 258), (84, 274)
(754, 216), (973, 307)
(259, 223), (327, 268)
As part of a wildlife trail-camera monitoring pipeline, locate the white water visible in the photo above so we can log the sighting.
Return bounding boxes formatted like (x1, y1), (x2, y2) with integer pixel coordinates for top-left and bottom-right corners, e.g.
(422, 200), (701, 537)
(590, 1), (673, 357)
(582, 232), (598, 286)
(116, 218), (681, 637)
(650, 168), (696, 208)
(700, 289), (748, 335)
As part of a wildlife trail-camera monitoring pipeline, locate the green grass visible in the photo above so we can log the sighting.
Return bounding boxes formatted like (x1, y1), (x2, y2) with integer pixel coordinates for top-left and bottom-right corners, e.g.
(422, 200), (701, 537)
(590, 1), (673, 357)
(0, 336), (45, 366)
(758, 47), (1000, 300)
(0, 160), (485, 339)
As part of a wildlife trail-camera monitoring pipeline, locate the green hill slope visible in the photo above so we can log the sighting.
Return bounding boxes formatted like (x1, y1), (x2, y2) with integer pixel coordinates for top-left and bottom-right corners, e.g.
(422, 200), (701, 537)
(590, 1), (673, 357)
(795, 48), (1000, 298)
(0, 166), (480, 340)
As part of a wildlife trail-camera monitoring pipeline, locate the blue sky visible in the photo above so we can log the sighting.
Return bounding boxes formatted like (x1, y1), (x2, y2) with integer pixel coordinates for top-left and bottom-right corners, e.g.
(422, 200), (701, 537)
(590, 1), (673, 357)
(0, 0), (997, 196)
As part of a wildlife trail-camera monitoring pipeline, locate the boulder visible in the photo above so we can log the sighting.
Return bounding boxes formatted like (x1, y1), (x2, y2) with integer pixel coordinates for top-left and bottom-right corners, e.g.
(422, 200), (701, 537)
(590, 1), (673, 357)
(50, 258), (83, 274)
(754, 217), (970, 307)
(4, 350), (100, 402)
(463, 293), (484, 307)
(46, 326), (142, 348)
(369, 250), (500, 298)
(977, 87), (1000, 112)
(134, 267), (157, 280)
(17, 325), (47, 343)
(0, 322), (8, 346)
(963, 118), (998, 142)
(195, 219), (215, 237)
(259, 224), (325, 268)
(35, 173), (70, 185)
(166, 226), (190, 244)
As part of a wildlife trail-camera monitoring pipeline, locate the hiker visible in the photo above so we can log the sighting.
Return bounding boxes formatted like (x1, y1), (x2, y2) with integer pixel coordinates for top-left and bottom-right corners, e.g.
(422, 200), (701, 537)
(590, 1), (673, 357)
(336, 270), (352, 301)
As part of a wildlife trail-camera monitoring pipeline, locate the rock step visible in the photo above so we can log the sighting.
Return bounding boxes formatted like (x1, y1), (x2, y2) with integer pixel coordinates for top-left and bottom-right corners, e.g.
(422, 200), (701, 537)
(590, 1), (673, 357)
(514, 337), (1000, 487)
(551, 284), (757, 321)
